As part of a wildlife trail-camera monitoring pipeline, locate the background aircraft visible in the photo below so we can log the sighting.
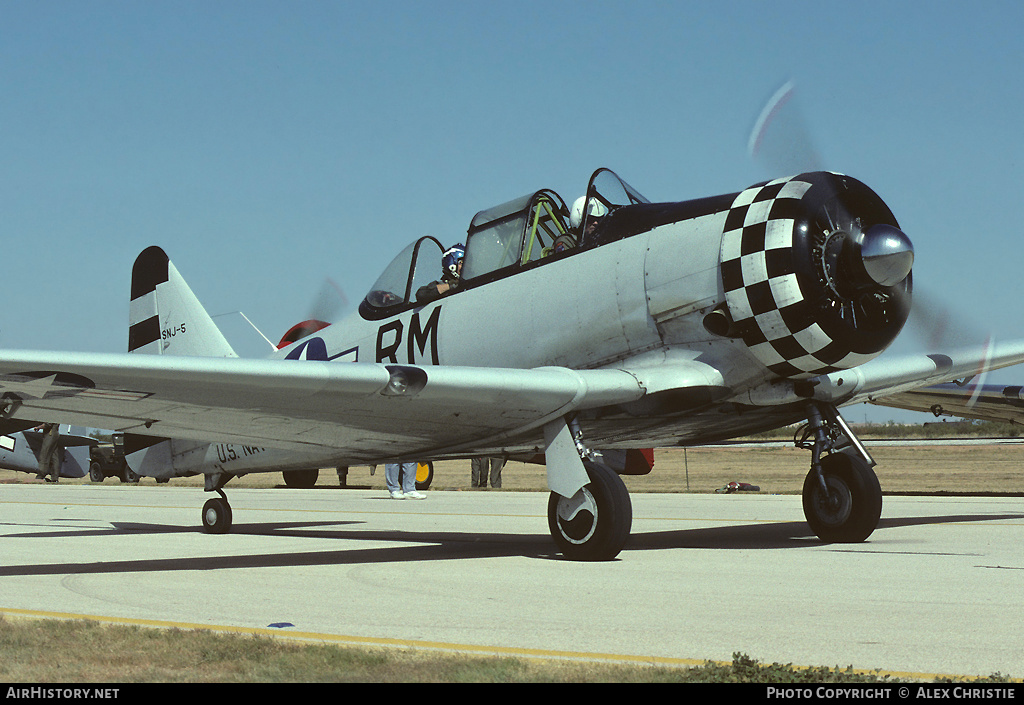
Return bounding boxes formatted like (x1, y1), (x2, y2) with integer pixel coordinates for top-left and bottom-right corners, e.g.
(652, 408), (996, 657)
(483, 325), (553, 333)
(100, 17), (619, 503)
(2, 164), (1024, 562)
(0, 425), (95, 480)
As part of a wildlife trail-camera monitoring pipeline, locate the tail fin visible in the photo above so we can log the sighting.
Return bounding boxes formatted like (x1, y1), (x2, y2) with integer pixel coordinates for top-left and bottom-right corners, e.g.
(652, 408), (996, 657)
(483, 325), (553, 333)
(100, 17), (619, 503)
(126, 247), (232, 481)
(128, 246), (237, 357)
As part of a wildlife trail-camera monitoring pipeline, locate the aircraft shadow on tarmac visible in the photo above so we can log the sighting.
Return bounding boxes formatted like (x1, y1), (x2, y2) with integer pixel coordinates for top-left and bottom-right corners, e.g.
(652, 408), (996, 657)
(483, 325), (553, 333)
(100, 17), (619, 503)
(2, 510), (1022, 576)
(627, 513), (1024, 552)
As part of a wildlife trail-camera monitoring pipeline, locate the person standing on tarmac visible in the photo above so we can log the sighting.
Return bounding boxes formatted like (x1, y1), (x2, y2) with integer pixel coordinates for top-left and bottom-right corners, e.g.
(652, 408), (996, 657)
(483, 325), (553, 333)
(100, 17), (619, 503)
(35, 423), (61, 483)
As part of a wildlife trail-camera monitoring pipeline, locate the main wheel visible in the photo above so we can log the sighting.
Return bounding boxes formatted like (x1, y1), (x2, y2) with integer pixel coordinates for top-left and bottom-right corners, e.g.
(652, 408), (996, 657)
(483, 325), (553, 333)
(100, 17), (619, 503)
(802, 452), (882, 543)
(548, 461), (632, 561)
(201, 496), (233, 534)
(89, 461), (104, 483)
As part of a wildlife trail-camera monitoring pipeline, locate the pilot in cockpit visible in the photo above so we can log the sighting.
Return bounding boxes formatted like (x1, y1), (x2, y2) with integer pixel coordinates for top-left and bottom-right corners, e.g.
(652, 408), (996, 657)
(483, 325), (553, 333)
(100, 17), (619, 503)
(569, 196), (608, 247)
(416, 243), (465, 303)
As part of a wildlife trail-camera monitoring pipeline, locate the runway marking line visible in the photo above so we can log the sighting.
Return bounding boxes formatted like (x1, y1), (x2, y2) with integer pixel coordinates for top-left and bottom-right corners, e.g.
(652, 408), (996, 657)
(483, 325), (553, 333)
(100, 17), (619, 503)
(0, 606), (985, 682)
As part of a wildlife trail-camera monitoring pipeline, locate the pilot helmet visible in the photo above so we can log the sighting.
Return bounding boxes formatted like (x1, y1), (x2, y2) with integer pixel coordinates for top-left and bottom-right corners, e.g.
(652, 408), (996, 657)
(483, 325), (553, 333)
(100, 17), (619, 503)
(442, 243), (465, 280)
(569, 196), (608, 229)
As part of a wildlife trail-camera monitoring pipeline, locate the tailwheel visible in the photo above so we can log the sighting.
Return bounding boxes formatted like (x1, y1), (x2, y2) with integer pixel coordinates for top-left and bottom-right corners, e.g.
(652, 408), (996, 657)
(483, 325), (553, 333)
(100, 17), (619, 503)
(201, 490), (233, 534)
(802, 452), (882, 543)
(548, 460), (632, 561)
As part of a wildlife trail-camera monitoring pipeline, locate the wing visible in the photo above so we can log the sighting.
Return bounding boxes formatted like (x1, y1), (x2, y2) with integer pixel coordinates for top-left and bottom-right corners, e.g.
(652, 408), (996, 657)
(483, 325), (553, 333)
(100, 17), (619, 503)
(0, 350), (649, 462)
(4, 339), (1023, 464)
(868, 382), (1024, 425)
(805, 340), (1024, 414)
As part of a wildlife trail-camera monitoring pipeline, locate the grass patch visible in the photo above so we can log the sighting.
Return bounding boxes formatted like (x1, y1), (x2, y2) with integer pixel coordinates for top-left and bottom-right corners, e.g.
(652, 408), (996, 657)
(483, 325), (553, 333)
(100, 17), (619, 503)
(0, 617), (1013, 683)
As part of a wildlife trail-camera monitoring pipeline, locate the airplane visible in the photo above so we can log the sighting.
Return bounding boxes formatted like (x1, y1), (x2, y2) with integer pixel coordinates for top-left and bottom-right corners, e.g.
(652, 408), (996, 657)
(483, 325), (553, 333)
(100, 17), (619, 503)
(3, 166), (1024, 561)
(0, 424), (95, 480)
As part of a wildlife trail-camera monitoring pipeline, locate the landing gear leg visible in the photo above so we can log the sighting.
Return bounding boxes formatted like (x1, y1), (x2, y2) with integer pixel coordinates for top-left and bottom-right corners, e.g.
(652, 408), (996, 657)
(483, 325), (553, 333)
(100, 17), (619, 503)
(201, 473), (234, 534)
(797, 403), (882, 543)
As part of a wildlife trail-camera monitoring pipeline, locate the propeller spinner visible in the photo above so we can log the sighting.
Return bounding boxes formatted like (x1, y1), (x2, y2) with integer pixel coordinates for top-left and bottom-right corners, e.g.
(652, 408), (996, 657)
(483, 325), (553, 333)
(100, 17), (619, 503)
(859, 224), (914, 288)
(826, 222), (915, 296)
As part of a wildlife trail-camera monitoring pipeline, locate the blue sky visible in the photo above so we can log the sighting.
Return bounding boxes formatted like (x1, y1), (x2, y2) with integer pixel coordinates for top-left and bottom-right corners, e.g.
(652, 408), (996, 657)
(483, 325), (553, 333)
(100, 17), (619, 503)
(2, 1), (1022, 422)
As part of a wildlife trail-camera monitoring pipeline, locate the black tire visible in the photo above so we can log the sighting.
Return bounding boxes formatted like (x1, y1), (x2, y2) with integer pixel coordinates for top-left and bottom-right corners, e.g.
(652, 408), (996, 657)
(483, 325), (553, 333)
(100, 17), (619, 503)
(802, 452), (882, 543)
(89, 461), (104, 483)
(201, 496), (232, 534)
(283, 469), (319, 488)
(547, 461), (632, 561)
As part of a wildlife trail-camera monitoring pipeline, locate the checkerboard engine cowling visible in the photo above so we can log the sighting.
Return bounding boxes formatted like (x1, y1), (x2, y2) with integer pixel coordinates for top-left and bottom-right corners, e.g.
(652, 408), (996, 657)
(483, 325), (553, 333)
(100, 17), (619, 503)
(720, 175), (880, 379)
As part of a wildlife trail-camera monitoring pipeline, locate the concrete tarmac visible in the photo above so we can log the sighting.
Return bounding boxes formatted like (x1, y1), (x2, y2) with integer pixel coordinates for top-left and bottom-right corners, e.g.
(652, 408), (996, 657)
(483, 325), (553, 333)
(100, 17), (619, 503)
(1, 482), (1023, 679)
